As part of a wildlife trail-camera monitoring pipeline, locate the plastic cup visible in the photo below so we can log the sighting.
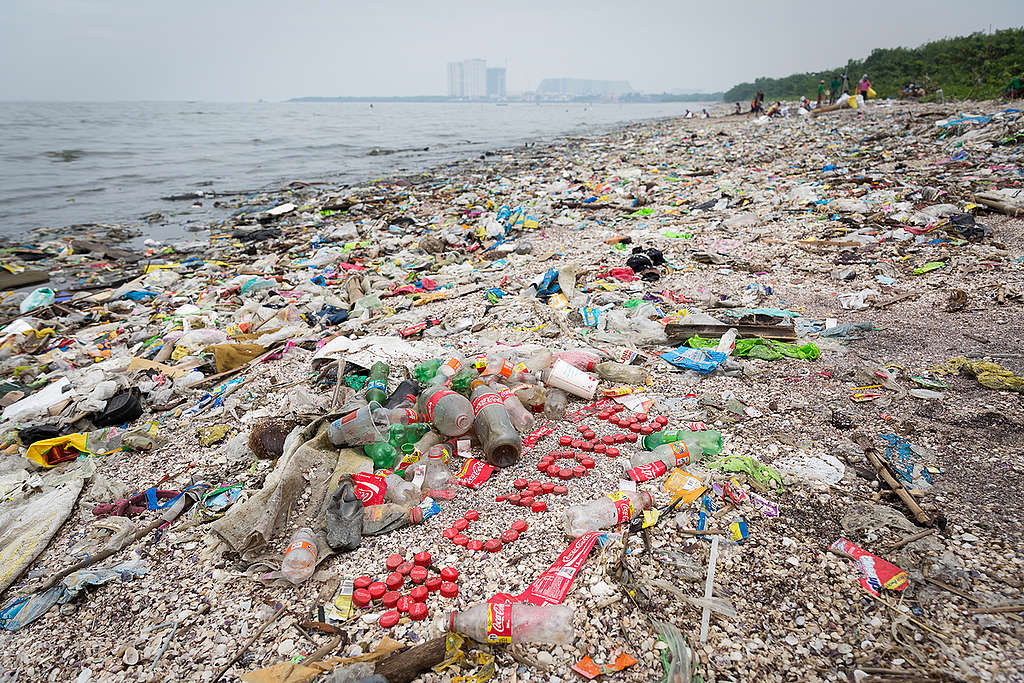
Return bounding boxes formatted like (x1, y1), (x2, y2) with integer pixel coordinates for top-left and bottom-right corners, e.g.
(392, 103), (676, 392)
(328, 401), (389, 446)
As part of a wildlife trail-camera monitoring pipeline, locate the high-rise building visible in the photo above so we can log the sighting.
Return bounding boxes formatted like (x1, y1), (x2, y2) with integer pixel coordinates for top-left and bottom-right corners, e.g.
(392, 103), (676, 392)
(486, 67), (507, 98)
(447, 61), (464, 98)
(462, 59), (487, 99)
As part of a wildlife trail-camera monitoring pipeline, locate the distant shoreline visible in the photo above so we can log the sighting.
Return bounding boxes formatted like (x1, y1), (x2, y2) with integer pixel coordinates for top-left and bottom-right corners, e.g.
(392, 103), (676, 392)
(290, 95), (724, 104)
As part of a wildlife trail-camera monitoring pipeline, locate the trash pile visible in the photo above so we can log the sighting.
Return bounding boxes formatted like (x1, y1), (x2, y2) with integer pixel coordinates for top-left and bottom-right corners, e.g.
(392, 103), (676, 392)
(0, 98), (1022, 682)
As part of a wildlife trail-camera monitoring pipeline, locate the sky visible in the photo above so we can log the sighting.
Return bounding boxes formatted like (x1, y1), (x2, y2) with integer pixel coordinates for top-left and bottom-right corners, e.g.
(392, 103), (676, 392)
(1, 0), (1020, 101)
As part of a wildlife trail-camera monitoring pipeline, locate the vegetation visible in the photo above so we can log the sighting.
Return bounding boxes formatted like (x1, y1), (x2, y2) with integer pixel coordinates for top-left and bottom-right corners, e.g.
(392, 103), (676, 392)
(722, 27), (1024, 103)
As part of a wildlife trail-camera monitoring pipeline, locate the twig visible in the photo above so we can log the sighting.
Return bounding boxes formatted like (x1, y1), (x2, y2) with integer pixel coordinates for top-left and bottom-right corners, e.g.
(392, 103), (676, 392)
(966, 605), (1024, 615)
(212, 604), (287, 682)
(305, 634), (343, 663)
(862, 590), (947, 640)
(150, 620), (179, 671)
(853, 434), (933, 526)
(888, 528), (937, 550)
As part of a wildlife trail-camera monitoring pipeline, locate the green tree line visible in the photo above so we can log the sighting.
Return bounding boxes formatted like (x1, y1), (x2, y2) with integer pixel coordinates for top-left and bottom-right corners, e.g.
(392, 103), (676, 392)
(722, 27), (1024, 103)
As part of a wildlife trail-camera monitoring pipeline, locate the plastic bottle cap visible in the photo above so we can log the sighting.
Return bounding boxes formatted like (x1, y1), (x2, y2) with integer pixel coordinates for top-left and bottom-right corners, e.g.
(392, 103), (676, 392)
(557, 469), (572, 480)
(385, 572), (404, 590)
(440, 566), (459, 582)
(484, 539), (502, 552)
(352, 588), (371, 607)
(414, 551), (432, 566)
(553, 485), (569, 495)
(453, 534), (469, 546)
(520, 495), (535, 507)
(612, 404), (625, 413)
(467, 539), (484, 551)
(593, 444), (607, 454)
(577, 425), (590, 433)
(353, 576), (372, 590)
(501, 529), (519, 543)
(614, 434), (627, 443)
(625, 433), (638, 443)
(629, 424), (642, 433)
(495, 494), (508, 502)
(410, 566), (429, 584)
(601, 435), (615, 444)
(396, 561), (414, 576)
(378, 610), (401, 628)
(528, 480), (541, 487)
(598, 411), (611, 420)
(511, 520), (528, 532)
(531, 500), (547, 512)
(580, 458), (596, 468)
(410, 585), (429, 602)
(382, 591), (400, 608)
(546, 464), (560, 476)
(442, 527), (457, 539)
(541, 482), (555, 493)
(385, 554), (404, 571)
(453, 519), (469, 532)
(409, 602), (428, 621)
(440, 582), (459, 598)
(570, 439), (583, 448)
(641, 425), (654, 435)
(464, 510), (479, 521)
(583, 431), (596, 440)
(397, 596), (413, 613)
(536, 462), (549, 472)
(559, 435), (572, 446)
(368, 582), (387, 599)
(606, 447), (620, 457)
(655, 416), (669, 425)
(426, 577), (442, 592)
(581, 441), (594, 452)
(572, 465), (587, 477)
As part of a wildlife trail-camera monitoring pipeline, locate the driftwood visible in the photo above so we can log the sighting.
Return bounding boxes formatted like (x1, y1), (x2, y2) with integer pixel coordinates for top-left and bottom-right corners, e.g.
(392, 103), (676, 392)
(974, 191), (1024, 217)
(373, 636), (447, 683)
(665, 322), (797, 342)
(853, 433), (933, 526)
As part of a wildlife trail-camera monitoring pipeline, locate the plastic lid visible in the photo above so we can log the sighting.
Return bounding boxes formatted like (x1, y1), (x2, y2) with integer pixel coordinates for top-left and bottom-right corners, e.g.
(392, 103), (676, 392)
(410, 506), (424, 524)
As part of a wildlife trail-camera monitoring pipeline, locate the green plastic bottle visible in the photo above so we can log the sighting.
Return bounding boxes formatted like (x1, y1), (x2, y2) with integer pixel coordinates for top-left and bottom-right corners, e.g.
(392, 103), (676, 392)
(449, 369), (477, 396)
(364, 441), (399, 469)
(364, 361), (390, 405)
(414, 359), (441, 384)
(643, 430), (723, 456)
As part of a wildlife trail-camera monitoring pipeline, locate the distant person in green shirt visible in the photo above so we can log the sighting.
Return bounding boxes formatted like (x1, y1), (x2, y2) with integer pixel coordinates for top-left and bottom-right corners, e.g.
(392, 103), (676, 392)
(1006, 75), (1024, 99)
(816, 80), (825, 107)
(829, 75), (842, 104)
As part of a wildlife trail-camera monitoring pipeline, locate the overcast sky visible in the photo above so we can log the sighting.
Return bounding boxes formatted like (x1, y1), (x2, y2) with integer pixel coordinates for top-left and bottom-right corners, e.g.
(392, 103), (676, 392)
(1, 0), (1020, 101)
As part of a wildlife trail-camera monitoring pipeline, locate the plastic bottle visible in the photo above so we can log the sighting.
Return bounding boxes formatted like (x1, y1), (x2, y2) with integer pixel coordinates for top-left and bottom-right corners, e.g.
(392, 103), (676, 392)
(387, 406), (420, 425)
(631, 432), (723, 469)
(716, 328), (738, 356)
(522, 348), (552, 373)
(552, 349), (599, 372)
(513, 383), (546, 413)
(489, 382), (534, 432)
(480, 353), (515, 379)
(564, 491), (654, 537)
(642, 429), (723, 452)
(449, 602), (575, 645)
(541, 360), (598, 399)
(433, 354), (466, 383)
(405, 444), (453, 490)
(413, 429), (443, 455)
(413, 360), (441, 384)
(469, 380), (521, 467)
(384, 378), (420, 409)
(384, 472), (422, 506)
(542, 388), (568, 419)
(595, 361), (646, 384)
(280, 528), (318, 584)
(19, 287), (56, 314)
(364, 362), (389, 405)
(416, 386), (473, 436)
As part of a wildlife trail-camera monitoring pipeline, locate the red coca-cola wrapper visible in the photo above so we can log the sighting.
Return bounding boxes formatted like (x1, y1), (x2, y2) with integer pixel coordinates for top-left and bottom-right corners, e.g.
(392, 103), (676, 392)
(490, 532), (601, 607)
(626, 460), (667, 482)
(522, 420), (556, 453)
(452, 458), (495, 489)
(351, 472), (387, 505)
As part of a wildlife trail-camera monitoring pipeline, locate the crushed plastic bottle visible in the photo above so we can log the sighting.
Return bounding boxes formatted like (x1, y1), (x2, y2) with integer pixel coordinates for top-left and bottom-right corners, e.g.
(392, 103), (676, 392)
(449, 602), (575, 645)
(595, 361), (646, 384)
(280, 527), (318, 584)
(564, 490), (653, 537)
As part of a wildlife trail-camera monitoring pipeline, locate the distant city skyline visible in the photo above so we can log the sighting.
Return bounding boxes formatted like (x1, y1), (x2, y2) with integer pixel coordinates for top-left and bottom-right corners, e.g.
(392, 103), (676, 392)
(447, 58), (505, 99)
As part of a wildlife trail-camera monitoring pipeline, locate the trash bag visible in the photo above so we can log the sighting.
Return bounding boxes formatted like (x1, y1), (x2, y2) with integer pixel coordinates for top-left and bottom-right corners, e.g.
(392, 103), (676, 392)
(92, 389), (143, 428)
(324, 477), (363, 551)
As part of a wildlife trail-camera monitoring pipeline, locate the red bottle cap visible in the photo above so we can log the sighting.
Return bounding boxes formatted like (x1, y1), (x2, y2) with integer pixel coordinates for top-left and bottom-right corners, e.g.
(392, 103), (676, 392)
(593, 443), (607, 454)
(511, 520), (528, 532)
(541, 482), (555, 493)
(507, 494), (521, 505)
(378, 610), (400, 628)
(426, 577), (442, 592)
(625, 433), (638, 443)
(606, 447), (620, 457)
(501, 529), (519, 543)
(385, 572), (404, 590)
(352, 588), (371, 607)
(597, 411), (611, 420)
(629, 423), (642, 433)
(570, 439), (583, 449)
(614, 434), (627, 443)
(368, 582), (386, 599)
(464, 510), (479, 521)
(495, 494), (508, 502)
(641, 425), (654, 435)
(529, 480), (542, 487)
(385, 554), (403, 571)
(414, 551), (432, 567)
(410, 585), (429, 602)
(576, 424), (589, 433)
(553, 485), (569, 495)
(442, 527), (457, 539)
(636, 413), (648, 422)
(467, 539), (484, 551)
(612, 404), (626, 413)
(440, 582), (458, 598)
(655, 415), (669, 425)
(409, 602), (428, 621)
(546, 464), (560, 476)
(410, 566), (429, 584)
(558, 435), (572, 446)
(581, 441), (594, 452)
(381, 591), (400, 608)
(353, 576), (372, 590)
(520, 495), (535, 507)
(558, 468), (573, 480)
(396, 561), (414, 576)
(601, 435), (615, 444)
(531, 500), (547, 512)
(536, 461), (549, 472)
(573, 465), (587, 477)
(484, 539), (502, 552)
(583, 431), (596, 440)
(453, 518), (469, 532)
(453, 534), (469, 546)
(440, 566), (459, 582)
(580, 457), (595, 468)
(397, 595), (413, 613)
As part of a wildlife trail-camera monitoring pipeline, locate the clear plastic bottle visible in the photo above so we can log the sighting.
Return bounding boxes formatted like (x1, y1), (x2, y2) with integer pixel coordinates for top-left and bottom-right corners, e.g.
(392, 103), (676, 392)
(384, 472), (422, 506)
(630, 432), (723, 469)
(405, 444), (453, 490)
(489, 382), (534, 432)
(413, 429), (443, 455)
(542, 387), (568, 419)
(280, 527), (318, 584)
(513, 383), (546, 413)
(432, 354), (466, 384)
(552, 349), (600, 372)
(716, 328), (738, 356)
(387, 406), (420, 425)
(564, 491), (654, 538)
(449, 602), (575, 645)
(595, 361), (646, 384)
(416, 386), (473, 436)
(522, 348), (552, 373)
(469, 380), (521, 467)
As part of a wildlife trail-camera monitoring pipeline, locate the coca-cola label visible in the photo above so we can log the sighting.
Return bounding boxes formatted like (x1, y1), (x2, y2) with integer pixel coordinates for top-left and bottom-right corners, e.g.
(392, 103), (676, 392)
(725, 478), (748, 503)
(486, 602), (513, 643)
(453, 458), (494, 489)
(338, 409), (360, 424)
(667, 441), (691, 465)
(627, 460), (667, 482)
(517, 532), (601, 606)
(402, 408), (419, 423)
(616, 347), (639, 364)
(351, 472), (386, 505)
(496, 386), (514, 401)
(686, 422), (709, 431)
(471, 392), (504, 415)
(424, 389), (456, 422)
(522, 421), (555, 453)
(606, 492), (633, 524)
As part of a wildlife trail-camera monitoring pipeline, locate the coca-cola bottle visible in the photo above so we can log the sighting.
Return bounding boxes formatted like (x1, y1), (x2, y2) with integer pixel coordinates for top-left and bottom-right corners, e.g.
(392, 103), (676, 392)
(417, 386), (473, 436)
(448, 602), (574, 645)
(631, 431), (723, 469)
(469, 380), (521, 467)
(564, 490), (653, 537)
(595, 361), (645, 384)
(488, 382), (534, 431)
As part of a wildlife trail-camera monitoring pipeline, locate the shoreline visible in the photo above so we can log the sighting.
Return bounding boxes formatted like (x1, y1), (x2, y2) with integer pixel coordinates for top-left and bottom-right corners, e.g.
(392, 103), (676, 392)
(0, 99), (1022, 682)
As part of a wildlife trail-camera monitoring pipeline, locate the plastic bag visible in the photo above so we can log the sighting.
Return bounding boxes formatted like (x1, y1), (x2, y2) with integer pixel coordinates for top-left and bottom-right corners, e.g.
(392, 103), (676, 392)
(19, 288), (55, 314)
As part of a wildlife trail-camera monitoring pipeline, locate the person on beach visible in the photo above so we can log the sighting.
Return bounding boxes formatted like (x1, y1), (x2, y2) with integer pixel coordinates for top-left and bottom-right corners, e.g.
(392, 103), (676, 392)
(700, 109), (710, 119)
(1004, 75), (1023, 99)
(734, 102), (742, 115)
(858, 74), (871, 101)
(830, 74), (842, 104)
(817, 80), (825, 107)
(840, 73), (850, 96)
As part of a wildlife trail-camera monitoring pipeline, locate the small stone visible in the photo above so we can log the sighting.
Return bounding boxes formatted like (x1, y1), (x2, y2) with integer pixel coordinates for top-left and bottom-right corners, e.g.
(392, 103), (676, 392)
(277, 639), (295, 656)
(536, 651), (554, 666)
